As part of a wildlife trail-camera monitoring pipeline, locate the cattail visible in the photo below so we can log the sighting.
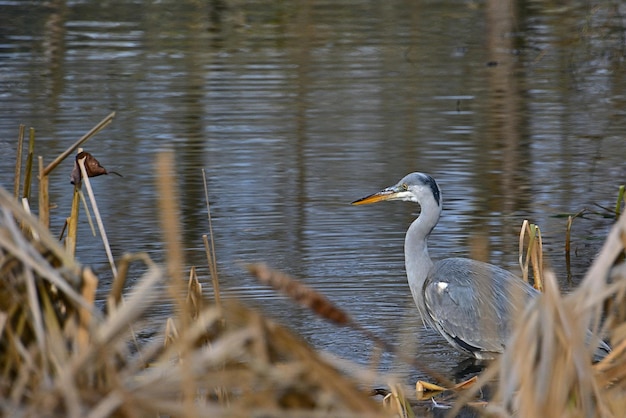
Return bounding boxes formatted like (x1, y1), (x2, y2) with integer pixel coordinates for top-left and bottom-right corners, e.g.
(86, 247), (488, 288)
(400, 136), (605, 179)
(247, 263), (350, 326)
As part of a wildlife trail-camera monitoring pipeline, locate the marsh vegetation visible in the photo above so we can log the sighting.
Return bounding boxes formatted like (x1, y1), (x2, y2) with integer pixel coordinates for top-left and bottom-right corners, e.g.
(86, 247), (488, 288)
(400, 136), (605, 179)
(1, 117), (625, 417)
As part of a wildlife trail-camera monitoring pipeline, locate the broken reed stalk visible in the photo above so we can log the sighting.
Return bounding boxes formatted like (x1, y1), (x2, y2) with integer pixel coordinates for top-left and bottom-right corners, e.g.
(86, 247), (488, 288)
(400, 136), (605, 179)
(531, 224), (543, 291)
(519, 220), (530, 282)
(565, 209), (586, 284)
(201, 169), (221, 310)
(38, 157), (50, 229)
(13, 124), (25, 199)
(519, 220), (544, 291)
(22, 127), (35, 201)
(37, 113), (115, 233)
(20, 198), (39, 239)
(186, 267), (203, 320)
(42, 111), (116, 177)
(66, 184), (80, 256)
(108, 253), (132, 310)
(78, 155), (117, 278)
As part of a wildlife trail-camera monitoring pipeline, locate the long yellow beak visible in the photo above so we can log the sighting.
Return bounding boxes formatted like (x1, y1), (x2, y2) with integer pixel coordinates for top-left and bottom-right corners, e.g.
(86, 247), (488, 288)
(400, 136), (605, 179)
(351, 188), (398, 205)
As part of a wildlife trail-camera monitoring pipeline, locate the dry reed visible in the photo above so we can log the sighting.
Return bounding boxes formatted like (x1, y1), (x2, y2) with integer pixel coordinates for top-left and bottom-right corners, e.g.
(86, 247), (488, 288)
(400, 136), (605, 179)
(519, 220), (544, 291)
(454, 199), (626, 417)
(0, 195), (389, 416)
(12, 124), (25, 199)
(247, 262), (351, 325)
(0, 141), (391, 417)
(201, 168), (222, 312)
(3, 118), (626, 416)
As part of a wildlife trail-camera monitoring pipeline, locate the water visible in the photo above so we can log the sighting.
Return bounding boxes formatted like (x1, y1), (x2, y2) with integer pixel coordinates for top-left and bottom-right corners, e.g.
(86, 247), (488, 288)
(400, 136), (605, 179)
(1, 0), (625, 384)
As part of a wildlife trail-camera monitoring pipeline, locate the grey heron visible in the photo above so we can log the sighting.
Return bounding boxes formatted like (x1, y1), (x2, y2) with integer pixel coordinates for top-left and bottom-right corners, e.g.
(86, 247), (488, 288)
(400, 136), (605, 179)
(352, 172), (608, 360)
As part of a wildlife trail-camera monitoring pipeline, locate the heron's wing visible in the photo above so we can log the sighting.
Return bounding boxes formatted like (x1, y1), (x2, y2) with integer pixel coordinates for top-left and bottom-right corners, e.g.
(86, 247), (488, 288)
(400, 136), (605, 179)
(423, 258), (537, 354)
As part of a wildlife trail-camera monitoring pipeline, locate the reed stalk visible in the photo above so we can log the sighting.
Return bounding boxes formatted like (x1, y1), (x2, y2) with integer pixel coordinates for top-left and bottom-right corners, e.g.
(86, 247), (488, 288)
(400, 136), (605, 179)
(66, 185), (80, 256)
(38, 157), (50, 229)
(186, 267), (202, 320)
(77, 267), (98, 352)
(519, 220), (544, 291)
(42, 112), (115, 177)
(108, 254), (132, 310)
(202, 169), (221, 311)
(13, 124), (25, 199)
(21, 128), (35, 202)
(154, 151), (197, 417)
(155, 152), (188, 320)
(78, 155), (117, 278)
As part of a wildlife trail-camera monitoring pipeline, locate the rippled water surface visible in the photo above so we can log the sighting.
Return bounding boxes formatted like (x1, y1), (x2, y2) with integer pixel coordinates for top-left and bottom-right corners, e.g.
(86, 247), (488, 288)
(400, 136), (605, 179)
(1, 0), (625, 383)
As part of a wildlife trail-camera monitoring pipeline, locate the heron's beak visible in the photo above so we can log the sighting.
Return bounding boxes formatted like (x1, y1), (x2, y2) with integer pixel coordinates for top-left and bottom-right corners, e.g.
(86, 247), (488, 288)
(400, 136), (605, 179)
(351, 187), (399, 205)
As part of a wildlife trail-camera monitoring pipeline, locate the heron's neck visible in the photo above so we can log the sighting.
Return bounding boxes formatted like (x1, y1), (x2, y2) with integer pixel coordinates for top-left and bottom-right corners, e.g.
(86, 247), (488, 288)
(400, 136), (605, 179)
(404, 198), (441, 312)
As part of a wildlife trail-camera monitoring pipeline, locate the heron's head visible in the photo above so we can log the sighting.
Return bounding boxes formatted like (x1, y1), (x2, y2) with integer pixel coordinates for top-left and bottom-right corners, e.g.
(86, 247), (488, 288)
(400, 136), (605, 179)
(351, 172), (441, 207)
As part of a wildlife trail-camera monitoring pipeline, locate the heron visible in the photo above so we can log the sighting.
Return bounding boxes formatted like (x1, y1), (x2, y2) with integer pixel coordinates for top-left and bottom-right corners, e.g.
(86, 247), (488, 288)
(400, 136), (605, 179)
(352, 172), (609, 360)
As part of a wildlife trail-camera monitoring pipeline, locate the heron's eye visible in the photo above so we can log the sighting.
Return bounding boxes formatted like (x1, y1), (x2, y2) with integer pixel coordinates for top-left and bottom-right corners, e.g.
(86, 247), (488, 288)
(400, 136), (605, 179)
(401, 183), (408, 191)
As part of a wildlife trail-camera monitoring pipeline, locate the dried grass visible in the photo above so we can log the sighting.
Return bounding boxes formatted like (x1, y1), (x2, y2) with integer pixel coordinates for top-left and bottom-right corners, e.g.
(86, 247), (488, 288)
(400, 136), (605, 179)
(0, 145), (392, 417)
(2, 118), (625, 416)
(0, 186), (392, 417)
(453, 200), (626, 417)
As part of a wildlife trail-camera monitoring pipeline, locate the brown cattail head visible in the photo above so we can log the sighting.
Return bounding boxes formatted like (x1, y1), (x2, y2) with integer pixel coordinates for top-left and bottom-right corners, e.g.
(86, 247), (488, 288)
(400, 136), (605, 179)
(70, 151), (123, 186)
(247, 263), (350, 326)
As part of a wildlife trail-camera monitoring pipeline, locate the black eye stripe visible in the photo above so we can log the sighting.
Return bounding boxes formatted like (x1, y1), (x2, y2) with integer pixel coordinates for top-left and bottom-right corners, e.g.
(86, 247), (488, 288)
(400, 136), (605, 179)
(415, 173), (441, 206)
(425, 176), (441, 206)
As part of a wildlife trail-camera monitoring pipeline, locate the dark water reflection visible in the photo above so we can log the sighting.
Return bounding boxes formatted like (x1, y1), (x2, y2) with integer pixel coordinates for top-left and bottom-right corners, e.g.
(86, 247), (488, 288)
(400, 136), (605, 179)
(1, 0), (625, 385)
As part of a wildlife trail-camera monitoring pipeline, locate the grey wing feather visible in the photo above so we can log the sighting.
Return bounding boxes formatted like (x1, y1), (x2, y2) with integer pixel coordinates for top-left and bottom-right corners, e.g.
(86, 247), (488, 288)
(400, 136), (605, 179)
(423, 258), (538, 353)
